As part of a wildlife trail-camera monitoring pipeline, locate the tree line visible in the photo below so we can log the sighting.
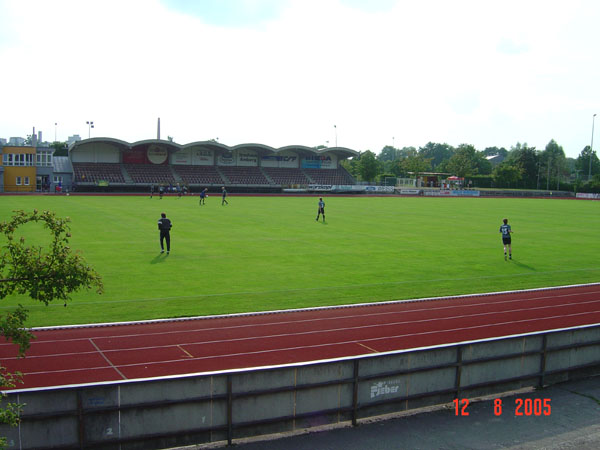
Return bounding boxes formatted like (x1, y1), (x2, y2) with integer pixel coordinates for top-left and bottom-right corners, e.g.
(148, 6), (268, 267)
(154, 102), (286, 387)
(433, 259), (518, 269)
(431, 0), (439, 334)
(340, 140), (600, 192)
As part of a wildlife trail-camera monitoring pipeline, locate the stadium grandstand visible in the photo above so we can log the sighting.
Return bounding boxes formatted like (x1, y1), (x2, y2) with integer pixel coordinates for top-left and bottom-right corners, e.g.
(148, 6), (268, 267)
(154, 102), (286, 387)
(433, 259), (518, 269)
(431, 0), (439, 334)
(62, 138), (358, 193)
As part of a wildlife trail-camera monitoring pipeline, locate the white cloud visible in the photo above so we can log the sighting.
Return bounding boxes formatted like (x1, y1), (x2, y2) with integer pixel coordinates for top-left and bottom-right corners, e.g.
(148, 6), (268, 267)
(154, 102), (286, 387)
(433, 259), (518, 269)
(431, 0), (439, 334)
(0, 0), (598, 157)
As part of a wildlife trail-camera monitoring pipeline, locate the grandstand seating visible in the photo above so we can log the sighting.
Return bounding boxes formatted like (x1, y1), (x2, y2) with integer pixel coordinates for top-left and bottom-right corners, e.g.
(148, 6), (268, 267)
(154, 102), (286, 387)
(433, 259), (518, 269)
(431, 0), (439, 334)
(304, 168), (355, 185)
(219, 166), (269, 185)
(173, 165), (225, 185)
(72, 163), (126, 183)
(262, 167), (311, 186)
(124, 164), (175, 184)
(71, 161), (356, 187)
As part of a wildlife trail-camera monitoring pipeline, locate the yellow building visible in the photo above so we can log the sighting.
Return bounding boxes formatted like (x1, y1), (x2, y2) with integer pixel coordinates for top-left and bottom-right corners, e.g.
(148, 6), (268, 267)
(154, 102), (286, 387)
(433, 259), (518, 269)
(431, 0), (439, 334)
(1, 146), (37, 192)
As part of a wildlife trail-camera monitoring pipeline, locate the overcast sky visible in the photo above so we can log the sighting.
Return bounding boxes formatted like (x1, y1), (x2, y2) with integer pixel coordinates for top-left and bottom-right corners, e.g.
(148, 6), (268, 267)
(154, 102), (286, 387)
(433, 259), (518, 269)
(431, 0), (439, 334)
(0, 0), (598, 158)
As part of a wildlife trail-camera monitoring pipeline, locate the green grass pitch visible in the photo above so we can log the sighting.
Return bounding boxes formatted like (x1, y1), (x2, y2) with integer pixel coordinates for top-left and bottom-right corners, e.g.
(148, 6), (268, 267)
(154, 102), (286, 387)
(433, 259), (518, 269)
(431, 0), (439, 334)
(1, 195), (599, 327)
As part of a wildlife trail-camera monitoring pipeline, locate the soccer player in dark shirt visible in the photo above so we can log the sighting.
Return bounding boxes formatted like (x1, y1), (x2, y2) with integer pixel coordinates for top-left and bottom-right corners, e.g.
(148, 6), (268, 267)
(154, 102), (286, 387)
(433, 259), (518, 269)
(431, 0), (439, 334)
(499, 218), (512, 260)
(158, 212), (172, 254)
(221, 187), (228, 205)
(199, 188), (208, 206)
(316, 197), (325, 222)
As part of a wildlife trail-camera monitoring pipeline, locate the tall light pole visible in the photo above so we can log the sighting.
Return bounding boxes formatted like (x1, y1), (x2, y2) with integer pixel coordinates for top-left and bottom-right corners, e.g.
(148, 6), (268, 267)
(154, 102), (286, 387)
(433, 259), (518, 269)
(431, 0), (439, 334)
(54, 122), (57, 142)
(334, 124), (337, 147)
(547, 157), (551, 190)
(86, 121), (94, 139)
(590, 113), (596, 181)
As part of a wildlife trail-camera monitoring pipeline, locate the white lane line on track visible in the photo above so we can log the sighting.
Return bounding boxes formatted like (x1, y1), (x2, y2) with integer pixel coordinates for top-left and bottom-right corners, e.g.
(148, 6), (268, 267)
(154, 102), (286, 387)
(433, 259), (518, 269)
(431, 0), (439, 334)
(10, 289), (600, 347)
(8, 298), (600, 360)
(23, 283), (600, 333)
(357, 342), (379, 353)
(88, 339), (127, 380)
(177, 345), (194, 358)
(19, 309), (600, 377)
(8, 301), (600, 362)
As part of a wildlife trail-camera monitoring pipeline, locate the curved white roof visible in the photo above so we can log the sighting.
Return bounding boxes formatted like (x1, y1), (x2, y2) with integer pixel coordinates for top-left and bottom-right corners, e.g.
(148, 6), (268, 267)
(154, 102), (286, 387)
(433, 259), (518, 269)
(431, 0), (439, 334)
(70, 138), (359, 159)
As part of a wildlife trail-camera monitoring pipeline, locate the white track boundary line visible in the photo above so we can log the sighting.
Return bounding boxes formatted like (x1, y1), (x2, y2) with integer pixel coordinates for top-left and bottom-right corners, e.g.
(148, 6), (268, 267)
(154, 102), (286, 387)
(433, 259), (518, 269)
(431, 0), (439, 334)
(31, 282), (600, 332)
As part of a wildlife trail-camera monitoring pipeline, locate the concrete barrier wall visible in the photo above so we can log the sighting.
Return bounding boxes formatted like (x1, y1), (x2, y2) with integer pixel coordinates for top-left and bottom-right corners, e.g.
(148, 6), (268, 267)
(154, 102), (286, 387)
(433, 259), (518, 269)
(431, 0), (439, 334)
(1, 325), (599, 449)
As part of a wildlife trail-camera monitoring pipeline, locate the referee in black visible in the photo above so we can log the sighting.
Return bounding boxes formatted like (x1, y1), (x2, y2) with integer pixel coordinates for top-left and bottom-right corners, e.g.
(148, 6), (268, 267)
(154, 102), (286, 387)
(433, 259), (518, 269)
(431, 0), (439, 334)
(158, 212), (172, 254)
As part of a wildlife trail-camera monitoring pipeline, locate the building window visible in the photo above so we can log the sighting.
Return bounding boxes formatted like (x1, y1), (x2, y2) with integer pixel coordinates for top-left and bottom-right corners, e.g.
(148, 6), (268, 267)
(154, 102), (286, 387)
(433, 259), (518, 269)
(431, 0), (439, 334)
(16, 176), (22, 186)
(3, 154), (35, 166)
(24, 176), (30, 186)
(53, 176), (63, 185)
(36, 152), (52, 167)
(2, 153), (35, 166)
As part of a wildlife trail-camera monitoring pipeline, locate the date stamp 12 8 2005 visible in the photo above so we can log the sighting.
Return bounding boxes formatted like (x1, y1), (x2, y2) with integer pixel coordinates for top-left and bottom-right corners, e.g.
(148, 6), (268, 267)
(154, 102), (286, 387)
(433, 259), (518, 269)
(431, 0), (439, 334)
(453, 398), (551, 417)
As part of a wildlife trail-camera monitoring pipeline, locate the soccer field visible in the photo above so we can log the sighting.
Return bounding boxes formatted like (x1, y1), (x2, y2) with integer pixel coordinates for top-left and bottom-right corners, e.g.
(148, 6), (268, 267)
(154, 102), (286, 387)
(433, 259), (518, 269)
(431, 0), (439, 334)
(1, 194), (599, 327)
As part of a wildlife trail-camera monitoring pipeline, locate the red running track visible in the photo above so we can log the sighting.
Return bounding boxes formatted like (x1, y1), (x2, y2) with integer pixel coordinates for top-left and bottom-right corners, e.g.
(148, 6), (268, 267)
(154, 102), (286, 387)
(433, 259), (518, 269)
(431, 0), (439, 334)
(2, 284), (600, 391)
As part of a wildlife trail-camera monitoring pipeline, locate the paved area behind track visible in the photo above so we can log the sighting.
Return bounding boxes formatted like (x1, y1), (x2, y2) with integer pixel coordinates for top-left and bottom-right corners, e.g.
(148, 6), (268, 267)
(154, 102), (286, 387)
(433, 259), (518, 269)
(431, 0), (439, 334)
(205, 377), (600, 450)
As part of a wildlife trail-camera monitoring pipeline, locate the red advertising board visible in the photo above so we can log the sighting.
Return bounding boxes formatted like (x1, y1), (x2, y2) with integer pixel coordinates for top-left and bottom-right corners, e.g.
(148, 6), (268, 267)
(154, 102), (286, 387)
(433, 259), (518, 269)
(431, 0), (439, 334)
(122, 148), (147, 164)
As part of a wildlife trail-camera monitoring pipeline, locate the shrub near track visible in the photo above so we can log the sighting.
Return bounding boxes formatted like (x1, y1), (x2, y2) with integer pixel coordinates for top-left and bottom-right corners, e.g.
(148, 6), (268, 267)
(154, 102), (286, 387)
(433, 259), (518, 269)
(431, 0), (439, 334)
(0, 195), (598, 327)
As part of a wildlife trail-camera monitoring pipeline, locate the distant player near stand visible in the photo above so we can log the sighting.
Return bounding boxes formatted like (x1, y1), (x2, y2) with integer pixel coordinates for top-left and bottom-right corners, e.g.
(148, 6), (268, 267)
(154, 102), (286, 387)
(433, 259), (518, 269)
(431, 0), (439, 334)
(499, 218), (513, 260)
(158, 212), (172, 254)
(316, 197), (325, 222)
(159, 185), (164, 199)
(221, 186), (228, 205)
(199, 188), (208, 206)
(150, 184), (155, 198)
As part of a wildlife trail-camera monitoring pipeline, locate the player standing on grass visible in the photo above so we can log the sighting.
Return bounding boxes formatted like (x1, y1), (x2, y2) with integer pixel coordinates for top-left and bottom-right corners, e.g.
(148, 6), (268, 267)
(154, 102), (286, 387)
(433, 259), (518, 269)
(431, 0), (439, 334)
(158, 212), (172, 254)
(221, 186), (229, 205)
(499, 218), (513, 260)
(199, 188), (208, 206)
(316, 197), (325, 222)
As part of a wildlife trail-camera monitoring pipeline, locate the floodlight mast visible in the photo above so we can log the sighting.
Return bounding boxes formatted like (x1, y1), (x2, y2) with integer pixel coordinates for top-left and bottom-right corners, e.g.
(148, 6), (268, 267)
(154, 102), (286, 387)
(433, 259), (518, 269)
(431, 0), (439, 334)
(334, 124), (337, 147)
(590, 113), (596, 181)
(86, 121), (94, 139)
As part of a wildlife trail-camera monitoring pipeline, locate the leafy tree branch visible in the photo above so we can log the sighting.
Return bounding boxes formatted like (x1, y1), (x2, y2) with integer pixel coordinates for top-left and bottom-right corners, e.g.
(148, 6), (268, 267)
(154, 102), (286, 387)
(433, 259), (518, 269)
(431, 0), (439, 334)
(0, 210), (103, 443)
